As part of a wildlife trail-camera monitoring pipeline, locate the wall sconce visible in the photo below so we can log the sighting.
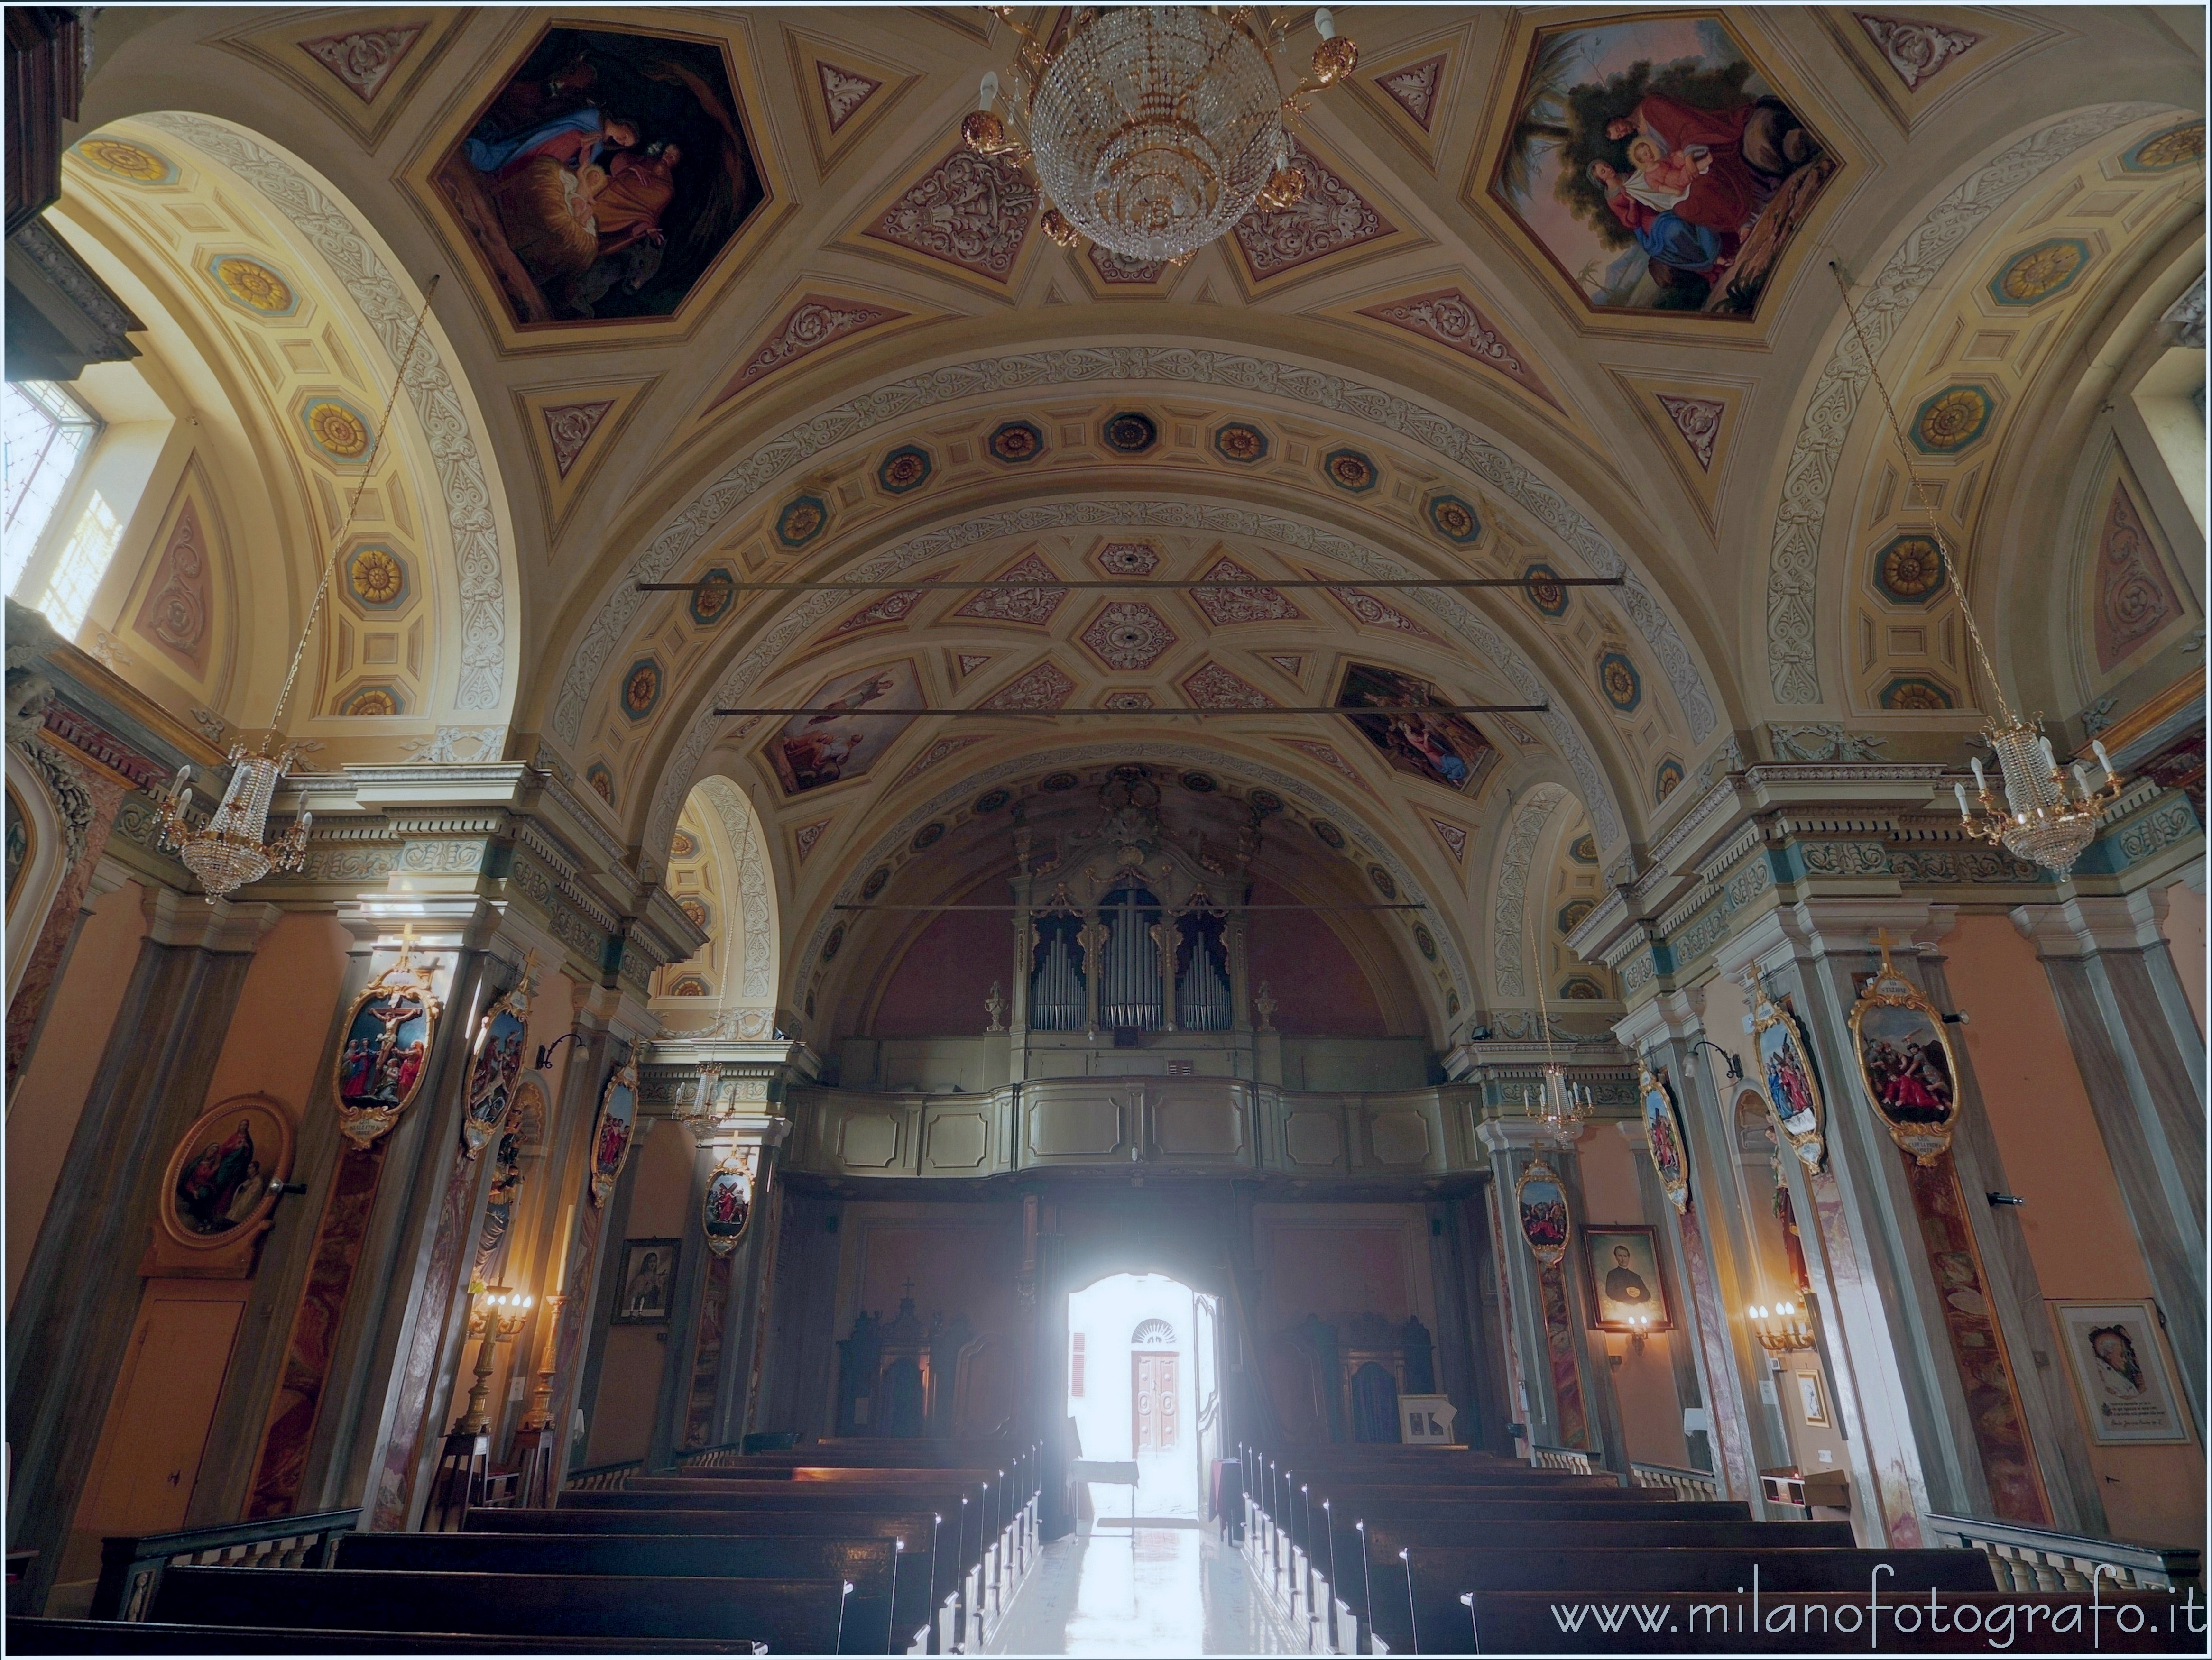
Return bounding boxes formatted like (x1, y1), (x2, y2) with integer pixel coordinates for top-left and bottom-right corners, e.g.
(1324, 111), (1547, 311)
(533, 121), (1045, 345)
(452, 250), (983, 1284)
(1749, 1299), (1815, 1354)
(1623, 1313), (1654, 1355)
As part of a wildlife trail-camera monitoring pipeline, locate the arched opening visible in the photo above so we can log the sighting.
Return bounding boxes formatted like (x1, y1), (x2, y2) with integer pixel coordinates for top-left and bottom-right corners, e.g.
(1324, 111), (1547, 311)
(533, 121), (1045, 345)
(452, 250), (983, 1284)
(1064, 1271), (1220, 1524)
(651, 774), (780, 1037)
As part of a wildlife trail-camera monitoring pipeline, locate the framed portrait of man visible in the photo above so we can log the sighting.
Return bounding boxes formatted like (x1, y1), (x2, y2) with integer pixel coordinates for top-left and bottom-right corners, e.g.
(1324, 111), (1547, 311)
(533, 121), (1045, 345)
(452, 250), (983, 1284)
(1580, 1225), (1671, 1332)
(613, 1237), (679, 1323)
(2051, 1300), (2194, 1445)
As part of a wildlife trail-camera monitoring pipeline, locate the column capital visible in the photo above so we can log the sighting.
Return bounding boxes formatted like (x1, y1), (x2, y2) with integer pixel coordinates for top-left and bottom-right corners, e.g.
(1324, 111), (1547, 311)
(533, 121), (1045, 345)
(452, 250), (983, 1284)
(2009, 891), (2171, 957)
(139, 884), (284, 952)
(1613, 988), (1710, 1052)
(1715, 896), (1952, 979)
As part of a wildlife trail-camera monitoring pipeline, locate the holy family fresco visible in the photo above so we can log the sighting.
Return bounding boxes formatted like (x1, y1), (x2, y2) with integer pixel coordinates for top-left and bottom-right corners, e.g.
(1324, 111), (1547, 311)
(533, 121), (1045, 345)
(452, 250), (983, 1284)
(1493, 14), (1835, 316)
(434, 24), (765, 325)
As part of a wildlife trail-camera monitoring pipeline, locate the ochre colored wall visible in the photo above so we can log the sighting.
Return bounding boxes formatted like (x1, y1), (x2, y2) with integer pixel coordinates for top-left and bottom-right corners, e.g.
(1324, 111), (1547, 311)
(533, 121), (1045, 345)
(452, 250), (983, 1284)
(868, 907), (1004, 1037)
(1244, 879), (1389, 1037)
(2158, 877), (2205, 1041)
(201, 911), (350, 1118)
(7, 878), (146, 1308)
(1576, 1127), (1690, 1469)
(585, 1122), (694, 1468)
(1946, 911), (2205, 1548)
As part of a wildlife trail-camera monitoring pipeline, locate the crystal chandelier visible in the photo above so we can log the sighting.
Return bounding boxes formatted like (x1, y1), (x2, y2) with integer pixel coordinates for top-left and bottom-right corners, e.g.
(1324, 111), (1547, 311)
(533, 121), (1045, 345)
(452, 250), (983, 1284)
(963, 6), (1357, 262)
(156, 280), (440, 899)
(1830, 263), (2124, 874)
(1521, 978), (1593, 1141)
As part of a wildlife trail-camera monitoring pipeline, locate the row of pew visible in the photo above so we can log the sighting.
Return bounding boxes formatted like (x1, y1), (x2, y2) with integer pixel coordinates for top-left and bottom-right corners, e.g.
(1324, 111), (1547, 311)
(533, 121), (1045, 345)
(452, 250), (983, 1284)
(13, 1440), (1041, 1655)
(1237, 1442), (2196, 1654)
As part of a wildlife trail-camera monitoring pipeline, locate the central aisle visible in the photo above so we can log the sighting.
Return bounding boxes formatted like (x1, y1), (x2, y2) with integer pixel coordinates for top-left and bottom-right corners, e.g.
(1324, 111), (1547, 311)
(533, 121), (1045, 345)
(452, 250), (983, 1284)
(987, 1522), (1295, 1656)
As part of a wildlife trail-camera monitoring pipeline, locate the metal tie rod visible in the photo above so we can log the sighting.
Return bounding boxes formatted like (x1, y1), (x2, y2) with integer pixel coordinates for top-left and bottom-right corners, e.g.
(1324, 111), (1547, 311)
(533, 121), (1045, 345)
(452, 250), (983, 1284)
(645, 576), (1624, 594)
(713, 704), (1548, 717)
(834, 902), (1429, 912)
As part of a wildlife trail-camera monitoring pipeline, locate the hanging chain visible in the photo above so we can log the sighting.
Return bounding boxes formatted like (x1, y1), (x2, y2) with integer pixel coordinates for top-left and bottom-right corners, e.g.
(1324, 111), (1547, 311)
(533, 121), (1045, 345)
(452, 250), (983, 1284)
(267, 275), (442, 737)
(1827, 260), (2017, 726)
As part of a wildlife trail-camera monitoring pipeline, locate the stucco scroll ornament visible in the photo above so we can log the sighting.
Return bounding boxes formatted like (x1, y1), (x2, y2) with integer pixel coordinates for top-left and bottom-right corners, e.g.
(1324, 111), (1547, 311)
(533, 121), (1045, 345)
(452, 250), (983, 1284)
(460, 951), (536, 1156)
(587, 1061), (640, 1206)
(1515, 1156), (1571, 1268)
(703, 1146), (758, 1257)
(1846, 933), (1961, 1165)
(1748, 977), (1827, 1174)
(333, 929), (444, 1148)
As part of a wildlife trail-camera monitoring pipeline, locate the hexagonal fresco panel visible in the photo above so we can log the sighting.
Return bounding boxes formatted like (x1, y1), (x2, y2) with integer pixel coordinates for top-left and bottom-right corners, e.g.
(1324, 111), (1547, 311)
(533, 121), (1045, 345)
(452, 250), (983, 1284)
(1490, 14), (1834, 318)
(1079, 601), (1178, 672)
(431, 23), (766, 326)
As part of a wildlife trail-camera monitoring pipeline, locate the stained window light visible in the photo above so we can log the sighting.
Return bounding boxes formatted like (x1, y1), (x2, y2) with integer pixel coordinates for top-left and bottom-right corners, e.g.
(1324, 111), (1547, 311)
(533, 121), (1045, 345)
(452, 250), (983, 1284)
(3, 379), (101, 592)
(35, 490), (122, 637)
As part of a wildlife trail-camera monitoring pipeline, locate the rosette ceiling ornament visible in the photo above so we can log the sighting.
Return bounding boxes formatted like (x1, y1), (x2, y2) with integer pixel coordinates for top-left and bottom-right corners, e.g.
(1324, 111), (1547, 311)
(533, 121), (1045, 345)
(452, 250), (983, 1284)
(156, 278), (441, 899)
(1826, 264), (2125, 875)
(962, 5), (1358, 261)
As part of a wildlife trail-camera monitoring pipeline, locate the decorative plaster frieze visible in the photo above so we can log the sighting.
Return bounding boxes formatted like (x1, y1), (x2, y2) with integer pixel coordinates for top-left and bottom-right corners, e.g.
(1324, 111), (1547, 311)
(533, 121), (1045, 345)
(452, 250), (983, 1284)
(1491, 783), (1565, 1000)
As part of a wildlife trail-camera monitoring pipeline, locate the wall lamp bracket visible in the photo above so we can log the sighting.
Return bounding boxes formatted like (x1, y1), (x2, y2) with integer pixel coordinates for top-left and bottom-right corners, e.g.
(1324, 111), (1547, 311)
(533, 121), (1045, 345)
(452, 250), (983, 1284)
(1987, 1192), (2027, 1207)
(1941, 1011), (1970, 1025)
(1690, 1039), (1744, 1082)
(536, 1031), (586, 1070)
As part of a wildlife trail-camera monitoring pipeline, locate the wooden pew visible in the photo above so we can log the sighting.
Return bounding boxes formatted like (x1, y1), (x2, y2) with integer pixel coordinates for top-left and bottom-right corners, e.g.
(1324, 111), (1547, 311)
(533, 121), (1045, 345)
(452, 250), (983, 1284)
(9, 1618), (769, 1654)
(334, 1532), (925, 1656)
(150, 1566), (850, 1653)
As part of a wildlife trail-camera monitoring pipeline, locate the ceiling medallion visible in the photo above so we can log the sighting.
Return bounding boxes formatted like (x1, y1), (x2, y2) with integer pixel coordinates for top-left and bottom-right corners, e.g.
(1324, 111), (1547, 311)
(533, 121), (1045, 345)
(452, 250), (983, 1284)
(962, 6), (1357, 263)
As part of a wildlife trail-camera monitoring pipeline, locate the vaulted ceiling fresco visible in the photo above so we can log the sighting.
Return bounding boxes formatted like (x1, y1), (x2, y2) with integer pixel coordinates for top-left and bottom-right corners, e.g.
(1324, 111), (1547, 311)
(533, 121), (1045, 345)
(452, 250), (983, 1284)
(40, 5), (2204, 1038)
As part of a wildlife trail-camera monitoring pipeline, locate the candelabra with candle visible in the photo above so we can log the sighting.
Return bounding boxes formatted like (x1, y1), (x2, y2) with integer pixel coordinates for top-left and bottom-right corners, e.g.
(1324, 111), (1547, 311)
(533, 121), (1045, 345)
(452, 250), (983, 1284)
(1521, 978), (1593, 1142)
(457, 1285), (533, 1435)
(1748, 1298), (1816, 1354)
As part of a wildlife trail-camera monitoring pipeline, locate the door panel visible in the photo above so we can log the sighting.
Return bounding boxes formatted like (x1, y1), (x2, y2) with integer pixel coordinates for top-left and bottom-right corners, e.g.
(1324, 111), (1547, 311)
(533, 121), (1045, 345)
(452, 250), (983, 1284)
(1134, 1352), (1180, 1452)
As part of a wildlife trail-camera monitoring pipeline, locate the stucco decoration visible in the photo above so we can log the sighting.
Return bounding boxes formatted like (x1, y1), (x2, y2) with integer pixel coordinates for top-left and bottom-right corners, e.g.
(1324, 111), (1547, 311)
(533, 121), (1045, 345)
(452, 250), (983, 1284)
(1764, 101), (2168, 704)
(138, 111), (511, 712)
(693, 776), (775, 1002)
(1492, 783), (1566, 1000)
(807, 739), (1475, 1028)
(641, 502), (1625, 861)
(554, 349), (1718, 751)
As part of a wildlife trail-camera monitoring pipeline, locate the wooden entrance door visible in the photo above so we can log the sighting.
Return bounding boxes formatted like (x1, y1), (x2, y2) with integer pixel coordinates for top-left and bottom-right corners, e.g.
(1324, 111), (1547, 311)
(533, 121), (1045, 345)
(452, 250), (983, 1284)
(1134, 1352), (1180, 1452)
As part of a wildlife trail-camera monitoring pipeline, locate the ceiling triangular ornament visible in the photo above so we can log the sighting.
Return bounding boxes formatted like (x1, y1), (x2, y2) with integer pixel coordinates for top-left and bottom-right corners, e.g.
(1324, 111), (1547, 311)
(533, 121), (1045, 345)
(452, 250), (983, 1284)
(855, 139), (1039, 293)
(1042, 281), (1071, 306)
(893, 734), (990, 789)
(983, 660), (1078, 710)
(949, 650), (996, 683)
(1427, 816), (1470, 864)
(1606, 367), (1752, 532)
(1854, 13), (1982, 91)
(1190, 556), (1302, 626)
(1377, 55), (1445, 129)
(212, 11), (462, 146)
(1348, 285), (1561, 411)
(703, 289), (916, 416)
(952, 550), (1067, 628)
(793, 819), (832, 863)
(1193, 280), (1223, 305)
(512, 377), (655, 543)
(1180, 662), (1276, 709)
(1230, 136), (1412, 293)
(783, 28), (917, 175)
(823, 587), (930, 641)
(1275, 738), (1381, 801)
(1262, 653), (1307, 683)
(1309, 572), (1440, 642)
(1346, 28), (1466, 169)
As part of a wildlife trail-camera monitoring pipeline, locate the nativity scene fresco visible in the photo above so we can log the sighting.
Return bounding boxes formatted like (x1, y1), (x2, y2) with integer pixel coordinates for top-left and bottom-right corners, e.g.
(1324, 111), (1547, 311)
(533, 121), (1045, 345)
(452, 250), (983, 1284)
(433, 23), (765, 325)
(1492, 14), (1835, 316)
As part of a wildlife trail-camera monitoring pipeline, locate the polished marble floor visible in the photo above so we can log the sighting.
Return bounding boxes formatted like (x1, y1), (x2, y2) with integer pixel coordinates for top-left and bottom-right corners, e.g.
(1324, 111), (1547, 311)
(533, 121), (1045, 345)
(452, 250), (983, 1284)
(987, 1522), (1294, 1656)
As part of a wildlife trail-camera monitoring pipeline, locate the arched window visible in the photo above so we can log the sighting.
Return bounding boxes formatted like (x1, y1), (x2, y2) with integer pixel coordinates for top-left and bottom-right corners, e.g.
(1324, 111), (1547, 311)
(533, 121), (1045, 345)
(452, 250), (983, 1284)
(1132, 1318), (1176, 1347)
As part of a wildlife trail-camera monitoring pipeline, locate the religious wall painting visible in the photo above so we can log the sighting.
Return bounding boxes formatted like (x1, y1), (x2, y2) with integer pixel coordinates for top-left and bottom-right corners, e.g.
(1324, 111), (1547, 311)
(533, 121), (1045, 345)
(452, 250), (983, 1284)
(1334, 662), (1495, 794)
(461, 956), (536, 1156)
(1581, 1225), (1670, 1331)
(433, 22), (767, 327)
(767, 660), (923, 795)
(1490, 15), (1834, 318)
(1847, 937), (1960, 1164)
(1639, 1058), (1691, 1213)
(5, 781), (30, 916)
(613, 1237), (679, 1322)
(1516, 1157), (1571, 1266)
(703, 1154), (754, 1256)
(333, 942), (443, 1147)
(1751, 979), (1826, 1172)
(2050, 1300), (2194, 1445)
(588, 1062), (640, 1205)
(155, 1095), (295, 1268)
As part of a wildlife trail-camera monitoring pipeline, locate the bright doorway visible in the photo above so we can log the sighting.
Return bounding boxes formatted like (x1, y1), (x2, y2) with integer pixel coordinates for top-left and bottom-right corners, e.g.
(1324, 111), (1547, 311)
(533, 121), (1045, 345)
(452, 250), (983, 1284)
(1065, 1272), (1220, 1522)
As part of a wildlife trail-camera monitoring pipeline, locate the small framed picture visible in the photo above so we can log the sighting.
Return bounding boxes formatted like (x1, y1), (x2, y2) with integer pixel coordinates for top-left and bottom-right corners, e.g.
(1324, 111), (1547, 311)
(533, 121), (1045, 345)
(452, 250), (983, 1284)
(1579, 1225), (1671, 1332)
(1795, 1370), (1830, 1428)
(2050, 1300), (2194, 1445)
(612, 1238), (679, 1324)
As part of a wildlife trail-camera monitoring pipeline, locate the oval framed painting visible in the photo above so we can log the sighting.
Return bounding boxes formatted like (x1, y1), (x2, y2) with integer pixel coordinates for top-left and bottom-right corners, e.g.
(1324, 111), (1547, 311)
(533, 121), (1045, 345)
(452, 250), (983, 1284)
(703, 1157), (754, 1256)
(333, 946), (443, 1148)
(462, 966), (534, 1155)
(1639, 1059), (1690, 1214)
(1751, 980), (1827, 1173)
(159, 1094), (294, 1254)
(1515, 1157), (1571, 1267)
(588, 1062), (639, 1206)
(1848, 940), (1961, 1165)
